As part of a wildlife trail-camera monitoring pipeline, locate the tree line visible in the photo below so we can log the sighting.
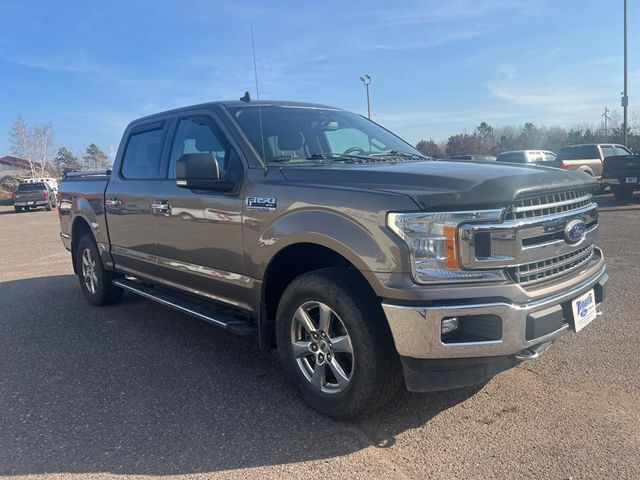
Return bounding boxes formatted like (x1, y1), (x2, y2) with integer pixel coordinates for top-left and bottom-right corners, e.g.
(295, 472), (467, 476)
(416, 110), (640, 158)
(8, 115), (112, 177)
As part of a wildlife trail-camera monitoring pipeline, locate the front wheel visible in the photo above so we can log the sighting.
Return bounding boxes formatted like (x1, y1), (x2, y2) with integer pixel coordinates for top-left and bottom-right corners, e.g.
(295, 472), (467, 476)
(276, 268), (402, 419)
(76, 234), (123, 306)
(14, 206), (21, 213)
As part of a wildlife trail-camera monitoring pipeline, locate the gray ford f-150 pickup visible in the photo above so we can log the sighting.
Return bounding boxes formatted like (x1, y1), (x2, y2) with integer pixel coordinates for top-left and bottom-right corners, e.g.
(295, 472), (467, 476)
(58, 100), (608, 418)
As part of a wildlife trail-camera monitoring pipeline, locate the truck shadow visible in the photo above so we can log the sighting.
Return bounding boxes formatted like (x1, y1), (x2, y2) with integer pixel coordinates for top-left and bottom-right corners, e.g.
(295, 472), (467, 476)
(0, 274), (478, 476)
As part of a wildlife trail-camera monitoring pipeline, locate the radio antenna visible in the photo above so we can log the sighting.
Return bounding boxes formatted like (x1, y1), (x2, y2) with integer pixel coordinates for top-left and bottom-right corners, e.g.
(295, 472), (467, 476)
(251, 25), (268, 172)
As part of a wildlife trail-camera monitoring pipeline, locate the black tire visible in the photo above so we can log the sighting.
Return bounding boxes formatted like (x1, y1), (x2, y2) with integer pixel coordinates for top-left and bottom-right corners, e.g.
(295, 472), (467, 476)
(613, 186), (634, 201)
(75, 234), (123, 306)
(14, 206), (21, 213)
(276, 267), (402, 419)
(45, 200), (52, 211)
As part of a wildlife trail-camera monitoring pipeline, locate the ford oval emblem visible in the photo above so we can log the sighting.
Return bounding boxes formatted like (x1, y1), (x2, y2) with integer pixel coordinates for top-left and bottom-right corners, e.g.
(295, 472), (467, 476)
(565, 219), (587, 244)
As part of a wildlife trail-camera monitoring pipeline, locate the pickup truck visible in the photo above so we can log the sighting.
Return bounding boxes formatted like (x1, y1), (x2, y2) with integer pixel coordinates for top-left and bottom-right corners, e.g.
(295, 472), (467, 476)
(602, 151), (639, 201)
(556, 143), (632, 179)
(13, 181), (56, 212)
(58, 100), (608, 418)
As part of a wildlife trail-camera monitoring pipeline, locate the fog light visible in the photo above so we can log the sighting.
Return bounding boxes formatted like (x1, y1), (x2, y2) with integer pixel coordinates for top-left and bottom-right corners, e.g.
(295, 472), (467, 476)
(441, 317), (459, 335)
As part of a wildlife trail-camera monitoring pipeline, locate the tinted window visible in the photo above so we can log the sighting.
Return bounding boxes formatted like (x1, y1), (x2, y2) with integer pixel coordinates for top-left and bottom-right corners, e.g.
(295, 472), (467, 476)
(121, 127), (164, 179)
(544, 152), (557, 162)
(496, 152), (525, 163)
(614, 145), (632, 156)
(528, 151), (546, 163)
(17, 183), (46, 191)
(601, 146), (615, 158)
(556, 145), (598, 160)
(168, 117), (233, 179)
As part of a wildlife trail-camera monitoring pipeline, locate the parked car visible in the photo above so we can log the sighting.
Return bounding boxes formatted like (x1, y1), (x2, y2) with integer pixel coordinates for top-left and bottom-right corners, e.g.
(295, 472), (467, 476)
(13, 181), (56, 212)
(602, 150), (639, 201)
(556, 144), (632, 179)
(496, 150), (559, 167)
(58, 100), (607, 418)
(447, 155), (497, 162)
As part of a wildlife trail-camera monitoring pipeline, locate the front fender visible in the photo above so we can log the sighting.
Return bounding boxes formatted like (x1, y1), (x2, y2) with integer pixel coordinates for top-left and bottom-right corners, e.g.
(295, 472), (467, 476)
(253, 207), (405, 278)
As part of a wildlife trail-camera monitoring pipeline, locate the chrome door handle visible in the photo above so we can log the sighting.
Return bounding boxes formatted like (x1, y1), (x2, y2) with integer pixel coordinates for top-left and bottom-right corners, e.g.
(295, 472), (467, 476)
(106, 198), (121, 208)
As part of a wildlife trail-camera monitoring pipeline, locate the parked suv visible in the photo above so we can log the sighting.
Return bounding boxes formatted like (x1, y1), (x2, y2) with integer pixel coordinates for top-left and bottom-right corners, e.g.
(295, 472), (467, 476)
(496, 150), (559, 168)
(556, 144), (632, 179)
(58, 100), (607, 418)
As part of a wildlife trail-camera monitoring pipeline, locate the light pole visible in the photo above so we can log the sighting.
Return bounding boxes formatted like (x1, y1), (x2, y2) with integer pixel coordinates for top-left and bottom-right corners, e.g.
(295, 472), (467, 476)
(622, 0), (629, 146)
(359, 75), (371, 119)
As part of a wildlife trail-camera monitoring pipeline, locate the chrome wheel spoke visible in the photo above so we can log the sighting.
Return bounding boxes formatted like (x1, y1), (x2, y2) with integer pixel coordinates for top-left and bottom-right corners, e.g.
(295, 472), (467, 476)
(310, 363), (325, 388)
(292, 341), (312, 358)
(295, 307), (316, 334)
(328, 358), (350, 388)
(331, 335), (353, 354)
(318, 303), (332, 333)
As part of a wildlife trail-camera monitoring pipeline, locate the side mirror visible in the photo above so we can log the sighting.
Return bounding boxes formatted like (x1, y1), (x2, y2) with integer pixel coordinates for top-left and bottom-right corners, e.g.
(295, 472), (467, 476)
(176, 153), (221, 189)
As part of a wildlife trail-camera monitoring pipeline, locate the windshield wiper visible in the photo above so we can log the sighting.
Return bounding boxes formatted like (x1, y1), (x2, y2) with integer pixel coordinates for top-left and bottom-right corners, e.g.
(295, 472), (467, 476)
(369, 150), (430, 160)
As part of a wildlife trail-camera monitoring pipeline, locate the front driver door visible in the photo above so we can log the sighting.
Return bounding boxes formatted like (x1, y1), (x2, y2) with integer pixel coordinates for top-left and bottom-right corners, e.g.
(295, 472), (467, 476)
(152, 114), (247, 309)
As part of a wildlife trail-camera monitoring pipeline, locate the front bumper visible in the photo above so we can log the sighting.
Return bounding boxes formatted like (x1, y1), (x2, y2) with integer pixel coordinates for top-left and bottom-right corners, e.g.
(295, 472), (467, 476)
(383, 266), (607, 390)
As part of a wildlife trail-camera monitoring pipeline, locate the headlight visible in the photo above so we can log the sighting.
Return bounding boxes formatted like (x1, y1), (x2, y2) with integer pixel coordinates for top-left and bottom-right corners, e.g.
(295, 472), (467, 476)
(387, 210), (504, 284)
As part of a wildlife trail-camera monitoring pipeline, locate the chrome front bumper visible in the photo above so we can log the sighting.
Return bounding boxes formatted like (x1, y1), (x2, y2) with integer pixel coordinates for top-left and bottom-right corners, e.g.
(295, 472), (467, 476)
(382, 265), (607, 360)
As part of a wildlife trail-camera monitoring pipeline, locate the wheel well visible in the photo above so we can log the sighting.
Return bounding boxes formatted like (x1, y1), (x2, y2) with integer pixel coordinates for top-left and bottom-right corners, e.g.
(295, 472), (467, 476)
(71, 217), (93, 273)
(262, 243), (371, 325)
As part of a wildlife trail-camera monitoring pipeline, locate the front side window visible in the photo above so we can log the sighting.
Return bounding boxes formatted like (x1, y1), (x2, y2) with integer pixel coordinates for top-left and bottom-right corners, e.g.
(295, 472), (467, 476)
(121, 127), (164, 179)
(168, 117), (232, 179)
(614, 145), (632, 156)
(227, 105), (422, 165)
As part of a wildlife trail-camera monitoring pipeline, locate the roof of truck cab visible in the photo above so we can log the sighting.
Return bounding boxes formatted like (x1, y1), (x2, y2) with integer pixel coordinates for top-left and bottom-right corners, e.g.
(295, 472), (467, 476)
(130, 100), (344, 124)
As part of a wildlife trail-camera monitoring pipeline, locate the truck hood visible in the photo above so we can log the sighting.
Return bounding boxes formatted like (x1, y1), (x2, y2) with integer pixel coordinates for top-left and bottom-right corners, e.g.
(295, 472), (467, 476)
(280, 161), (599, 210)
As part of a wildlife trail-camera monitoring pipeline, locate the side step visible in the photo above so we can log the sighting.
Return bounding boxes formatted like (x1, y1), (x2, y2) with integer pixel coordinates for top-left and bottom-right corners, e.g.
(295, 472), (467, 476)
(112, 278), (257, 336)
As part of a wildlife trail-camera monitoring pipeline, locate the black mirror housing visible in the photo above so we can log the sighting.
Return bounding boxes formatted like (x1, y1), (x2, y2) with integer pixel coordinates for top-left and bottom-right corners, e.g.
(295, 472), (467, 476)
(176, 153), (223, 190)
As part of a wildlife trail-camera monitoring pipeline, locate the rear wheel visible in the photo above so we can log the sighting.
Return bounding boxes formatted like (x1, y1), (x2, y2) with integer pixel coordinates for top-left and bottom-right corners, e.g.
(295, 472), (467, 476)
(613, 185), (634, 201)
(45, 200), (52, 211)
(76, 234), (123, 306)
(276, 268), (402, 419)
(14, 206), (21, 213)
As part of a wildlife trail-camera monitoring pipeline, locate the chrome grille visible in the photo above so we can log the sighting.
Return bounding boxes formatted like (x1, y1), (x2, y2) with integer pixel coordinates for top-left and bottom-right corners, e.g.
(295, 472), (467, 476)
(505, 188), (594, 220)
(510, 244), (595, 287)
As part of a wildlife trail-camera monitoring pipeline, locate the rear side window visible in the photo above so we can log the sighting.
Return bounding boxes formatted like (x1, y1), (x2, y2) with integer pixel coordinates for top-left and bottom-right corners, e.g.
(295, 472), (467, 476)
(601, 146), (615, 158)
(121, 127), (164, 179)
(557, 145), (598, 160)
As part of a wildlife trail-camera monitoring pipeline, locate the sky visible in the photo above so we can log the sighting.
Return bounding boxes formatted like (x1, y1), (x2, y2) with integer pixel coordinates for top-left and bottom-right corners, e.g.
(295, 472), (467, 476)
(0, 0), (638, 157)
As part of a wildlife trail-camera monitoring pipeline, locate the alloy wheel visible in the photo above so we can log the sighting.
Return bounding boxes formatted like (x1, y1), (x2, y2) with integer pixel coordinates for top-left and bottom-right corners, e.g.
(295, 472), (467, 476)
(81, 248), (98, 294)
(290, 301), (354, 394)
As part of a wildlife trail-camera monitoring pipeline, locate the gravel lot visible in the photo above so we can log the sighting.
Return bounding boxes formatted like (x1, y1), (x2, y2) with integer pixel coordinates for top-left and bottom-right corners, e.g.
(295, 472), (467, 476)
(0, 195), (638, 480)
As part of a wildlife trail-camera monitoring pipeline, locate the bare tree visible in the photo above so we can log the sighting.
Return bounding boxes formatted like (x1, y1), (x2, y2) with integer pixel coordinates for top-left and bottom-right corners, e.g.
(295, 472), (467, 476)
(9, 115), (56, 177)
(9, 115), (36, 177)
(32, 122), (55, 176)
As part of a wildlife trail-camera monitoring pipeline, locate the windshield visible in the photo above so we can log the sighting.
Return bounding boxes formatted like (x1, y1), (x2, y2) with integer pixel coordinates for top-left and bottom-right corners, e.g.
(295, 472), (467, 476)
(17, 183), (46, 191)
(227, 105), (424, 165)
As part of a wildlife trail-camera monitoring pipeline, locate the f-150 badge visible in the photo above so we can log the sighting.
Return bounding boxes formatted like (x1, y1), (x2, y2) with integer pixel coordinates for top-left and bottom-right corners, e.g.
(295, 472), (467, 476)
(246, 196), (277, 212)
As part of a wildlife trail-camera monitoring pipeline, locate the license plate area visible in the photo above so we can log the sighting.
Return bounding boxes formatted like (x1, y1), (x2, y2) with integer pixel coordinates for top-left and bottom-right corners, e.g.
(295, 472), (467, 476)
(626, 176), (638, 184)
(571, 289), (597, 332)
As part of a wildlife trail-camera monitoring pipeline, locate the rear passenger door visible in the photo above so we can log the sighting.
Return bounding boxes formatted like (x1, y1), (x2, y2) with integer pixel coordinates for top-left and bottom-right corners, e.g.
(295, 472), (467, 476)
(106, 121), (168, 277)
